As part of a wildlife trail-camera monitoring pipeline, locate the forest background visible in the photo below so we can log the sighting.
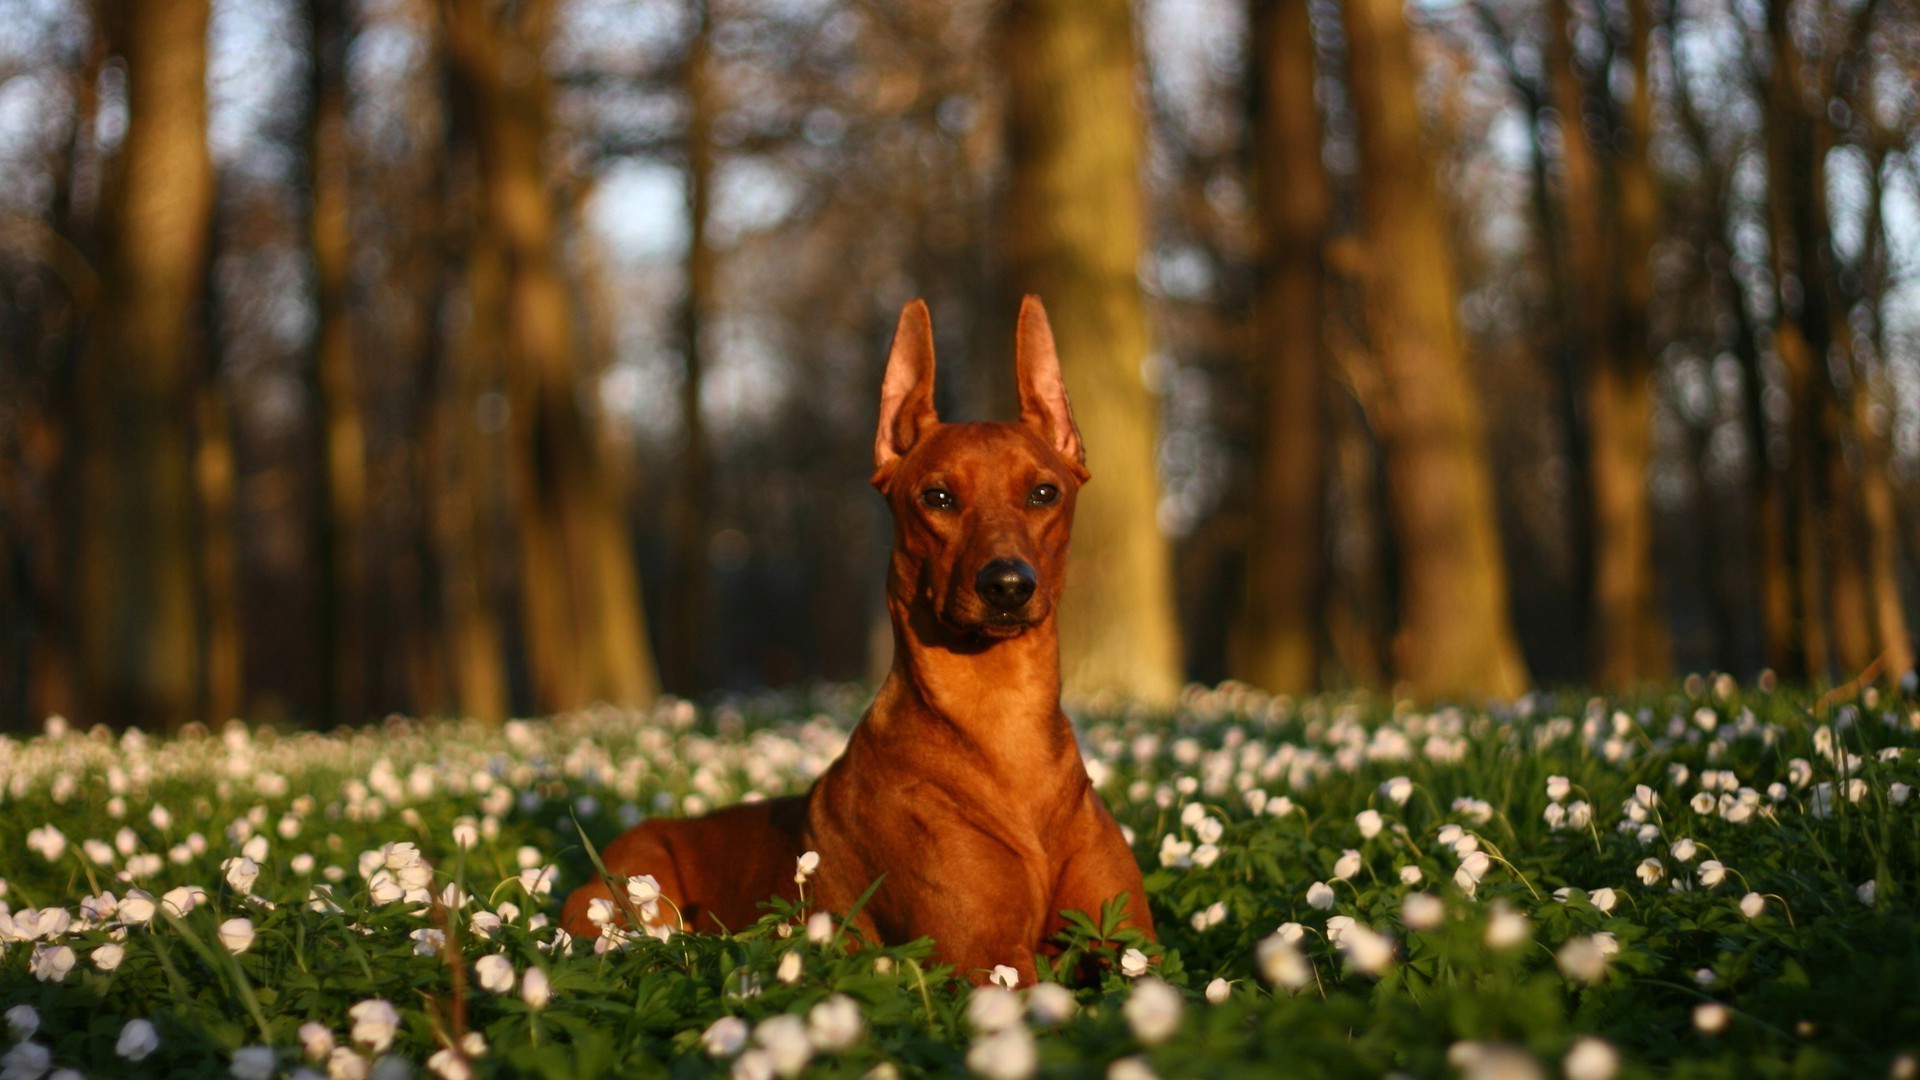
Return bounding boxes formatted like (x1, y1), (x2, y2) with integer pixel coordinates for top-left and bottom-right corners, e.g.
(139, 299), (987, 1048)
(1, 0), (1917, 731)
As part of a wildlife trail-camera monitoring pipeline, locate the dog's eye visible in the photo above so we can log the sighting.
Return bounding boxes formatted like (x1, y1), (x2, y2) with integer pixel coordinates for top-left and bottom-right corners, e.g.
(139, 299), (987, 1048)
(921, 488), (956, 511)
(1027, 484), (1060, 507)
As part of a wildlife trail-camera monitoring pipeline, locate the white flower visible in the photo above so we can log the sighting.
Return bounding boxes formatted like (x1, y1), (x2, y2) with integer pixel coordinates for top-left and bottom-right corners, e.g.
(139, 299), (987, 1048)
(585, 898), (617, 927)
(1381, 776), (1414, 805)
(93, 942), (126, 971)
(1892, 782), (1912, 805)
(231, 1046), (278, 1080)
(219, 917), (256, 954)
(3, 1044), (51, 1080)
(1738, 891), (1766, 919)
(1204, 977), (1231, 1003)
(794, 851), (821, 883)
(1399, 865), (1424, 885)
(327, 1047), (370, 1080)
(703, 1016), (749, 1058)
(516, 866), (555, 897)
(1337, 923), (1394, 975)
(1306, 881), (1336, 910)
(451, 818), (480, 849)
(1546, 776), (1572, 802)
(805, 911), (834, 944)
(1555, 937), (1610, 983)
(1690, 791), (1716, 814)
(1027, 982), (1077, 1025)
(1109, 1056), (1158, 1080)
(1325, 915), (1355, 943)
(967, 986), (1023, 1032)
(966, 1026), (1036, 1080)
(425, 1048), (472, 1080)
(626, 874), (661, 906)
(1192, 843), (1221, 868)
(1562, 1037), (1619, 1080)
(1589, 887), (1618, 914)
(299, 1023), (335, 1061)
(990, 965), (1020, 990)
(1635, 858), (1664, 885)
(1669, 839), (1697, 862)
(161, 885), (205, 916)
(1256, 934), (1313, 992)
(27, 825), (66, 861)
(1355, 810), (1383, 839)
(521, 966), (551, 1009)
(752, 1014), (812, 1079)
(775, 950), (803, 984)
(1697, 861), (1727, 888)
(731, 1050), (774, 1080)
(1119, 947), (1150, 977)
(1543, 803), (1568, 829)
(1122, 978), (1183, 1044)
(5, 1006), (39, 1040)
(115, 889), (156, 925)
(1157, 835), (1193, 868)
(1332, 849), (1363, 881)
(348, 999), (401, 1053)
(1401, 892), (1445, 931)
(1193, 815), (1224, 844)
(475, 953), (515, 994)
(807, 993), (865, 1053)
(1693, 1002), (1730, 1035)
(1485, 907), (1530, 950)
(30, 944), (75, 982)
(118, 1018), (159, 1060)
(1567, 801), (1592, 828)
(223, 856), (261, 893)
(1858, 879), (1877, 905)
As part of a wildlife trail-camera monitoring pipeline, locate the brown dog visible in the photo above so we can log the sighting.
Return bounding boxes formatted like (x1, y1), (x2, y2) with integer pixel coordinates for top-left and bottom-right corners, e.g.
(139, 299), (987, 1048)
(560, 296), (1155, 983)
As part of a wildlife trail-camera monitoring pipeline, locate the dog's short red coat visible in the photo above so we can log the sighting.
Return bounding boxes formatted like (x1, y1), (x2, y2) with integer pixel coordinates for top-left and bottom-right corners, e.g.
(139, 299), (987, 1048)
(560, 296), (1155, 983)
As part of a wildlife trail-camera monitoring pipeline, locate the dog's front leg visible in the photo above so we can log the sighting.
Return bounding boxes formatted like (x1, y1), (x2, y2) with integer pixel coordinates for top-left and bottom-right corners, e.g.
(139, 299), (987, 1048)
(1045, 791), (1157, 946)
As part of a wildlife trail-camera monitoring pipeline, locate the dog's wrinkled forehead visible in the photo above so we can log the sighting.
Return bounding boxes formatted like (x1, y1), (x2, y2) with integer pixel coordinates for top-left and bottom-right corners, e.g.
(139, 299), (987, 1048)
(889, 422), (1072, 493)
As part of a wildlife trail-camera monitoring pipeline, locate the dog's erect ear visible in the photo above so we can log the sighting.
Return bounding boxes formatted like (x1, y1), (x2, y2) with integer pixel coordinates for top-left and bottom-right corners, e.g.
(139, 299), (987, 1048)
(1014, 295), (1088, 480)
(873, 299), (940, 485)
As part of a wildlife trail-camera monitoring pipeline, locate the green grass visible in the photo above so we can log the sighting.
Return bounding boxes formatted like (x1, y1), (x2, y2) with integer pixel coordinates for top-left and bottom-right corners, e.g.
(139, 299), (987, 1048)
(1, 681), (1916, 1079)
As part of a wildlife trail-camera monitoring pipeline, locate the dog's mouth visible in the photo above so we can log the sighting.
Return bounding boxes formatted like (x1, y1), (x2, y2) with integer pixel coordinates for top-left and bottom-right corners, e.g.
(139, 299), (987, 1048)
(938, 602), (1045, 640)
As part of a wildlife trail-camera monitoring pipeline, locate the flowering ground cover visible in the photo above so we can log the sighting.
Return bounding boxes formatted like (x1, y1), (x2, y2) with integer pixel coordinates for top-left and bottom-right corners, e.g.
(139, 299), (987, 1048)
(1, 680), (1917, 1079)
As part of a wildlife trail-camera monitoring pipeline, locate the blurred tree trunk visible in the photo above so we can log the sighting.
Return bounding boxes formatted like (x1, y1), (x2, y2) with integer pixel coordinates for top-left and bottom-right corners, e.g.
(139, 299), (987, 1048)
(1001, 0), (1182, 705)
(1761, 2), (1843, 682)
(1342, 0), (1527, 699)
(444, 0), (658, 712)
(1230, 0), (1327, 694)
(662, 2), (715, 696)
(1846, 144), (1914, 680)
(306, 0), (369, 723)
(426, 78), (509, 724)
(73, 0), (215, 728)
(1584, 0), (1668, 687)
(1666, 11), (1797, 677)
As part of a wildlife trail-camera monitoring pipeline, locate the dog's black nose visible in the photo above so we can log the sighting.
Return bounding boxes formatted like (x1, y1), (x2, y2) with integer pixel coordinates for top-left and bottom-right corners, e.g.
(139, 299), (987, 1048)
(976, 559), (1037, 611)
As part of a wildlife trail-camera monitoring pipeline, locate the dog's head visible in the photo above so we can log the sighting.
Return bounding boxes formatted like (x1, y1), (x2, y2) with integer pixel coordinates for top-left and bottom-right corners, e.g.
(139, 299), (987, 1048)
(870, 296), (1089, 640)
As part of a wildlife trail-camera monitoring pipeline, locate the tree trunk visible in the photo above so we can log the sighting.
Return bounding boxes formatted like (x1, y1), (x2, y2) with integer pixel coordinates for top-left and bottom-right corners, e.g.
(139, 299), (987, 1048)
(662, 3), (716, 695)
(444, 0), (658, 712)
(1761, 2), (1840, 682)
(1231, 0), (1328, 694)
(306, 0), (369, 723)
(1585, 0), (1668, 687)
(1000, 0), (1182, 705)
(73, 0), (215, 729)
(1847, 147), (1914, 680)
(1342, 0), (1527, 700)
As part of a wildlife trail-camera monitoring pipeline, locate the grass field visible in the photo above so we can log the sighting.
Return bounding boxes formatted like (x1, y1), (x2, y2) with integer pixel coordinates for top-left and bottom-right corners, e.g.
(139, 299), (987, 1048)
(1, 680), (1917, 1079)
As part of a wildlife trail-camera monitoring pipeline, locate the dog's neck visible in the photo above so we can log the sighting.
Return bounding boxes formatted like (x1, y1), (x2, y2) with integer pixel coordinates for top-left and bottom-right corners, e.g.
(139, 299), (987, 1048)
(870, 583), (1076, 776)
